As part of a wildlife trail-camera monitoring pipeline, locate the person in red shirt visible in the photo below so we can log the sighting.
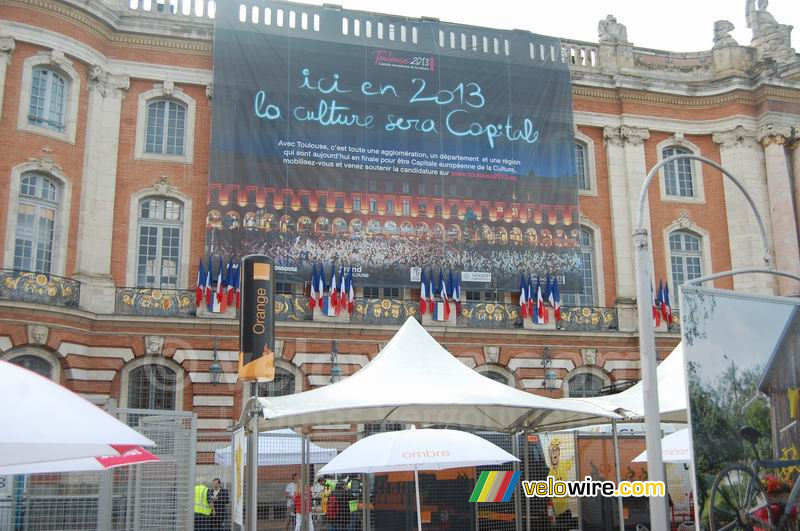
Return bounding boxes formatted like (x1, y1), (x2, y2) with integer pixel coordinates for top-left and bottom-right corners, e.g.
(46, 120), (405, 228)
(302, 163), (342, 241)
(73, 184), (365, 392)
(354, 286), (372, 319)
(293, 485), (314, 531)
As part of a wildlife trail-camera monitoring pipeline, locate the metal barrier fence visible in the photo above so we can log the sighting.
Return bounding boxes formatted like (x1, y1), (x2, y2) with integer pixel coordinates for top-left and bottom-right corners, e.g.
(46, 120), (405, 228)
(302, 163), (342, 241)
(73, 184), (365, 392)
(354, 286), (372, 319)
(213, 426), (692, 531)
(0, 408), (197, 531)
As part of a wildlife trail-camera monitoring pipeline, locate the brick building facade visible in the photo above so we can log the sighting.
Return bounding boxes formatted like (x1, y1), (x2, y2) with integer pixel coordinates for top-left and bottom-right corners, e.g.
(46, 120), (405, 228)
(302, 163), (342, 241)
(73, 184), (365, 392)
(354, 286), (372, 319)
(1, 0), (799, 472)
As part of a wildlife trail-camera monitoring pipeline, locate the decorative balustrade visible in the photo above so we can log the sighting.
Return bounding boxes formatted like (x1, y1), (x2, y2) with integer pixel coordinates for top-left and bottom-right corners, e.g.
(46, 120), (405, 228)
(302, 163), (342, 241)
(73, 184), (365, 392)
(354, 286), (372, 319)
(561, 40), (599, 69)
(275, 293), (312, 322)
(457, 301), (519, 329)
(556, 306), (619, 332)
(0, 269), (80, 308)
(115, 287), (196, 317)
(350, 298), (418, 326)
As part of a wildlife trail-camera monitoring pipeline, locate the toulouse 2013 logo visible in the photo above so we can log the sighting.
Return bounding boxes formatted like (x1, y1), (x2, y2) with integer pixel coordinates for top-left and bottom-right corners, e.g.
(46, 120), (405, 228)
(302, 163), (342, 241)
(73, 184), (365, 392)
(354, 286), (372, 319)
(374, 50), (435, 72)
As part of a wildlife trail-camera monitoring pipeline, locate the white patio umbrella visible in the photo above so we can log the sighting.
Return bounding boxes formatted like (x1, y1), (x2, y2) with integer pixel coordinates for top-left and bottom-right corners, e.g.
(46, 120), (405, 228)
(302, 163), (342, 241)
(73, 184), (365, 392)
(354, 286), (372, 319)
(318, 427), (519, 531)
(632, 428), (692, 463)
(1, 360), (155, 473)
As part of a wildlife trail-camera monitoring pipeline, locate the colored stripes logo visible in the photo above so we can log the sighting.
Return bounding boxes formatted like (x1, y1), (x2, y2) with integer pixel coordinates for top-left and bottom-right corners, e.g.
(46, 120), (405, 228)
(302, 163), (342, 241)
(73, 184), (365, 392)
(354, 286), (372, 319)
(469, 471), (521, 503)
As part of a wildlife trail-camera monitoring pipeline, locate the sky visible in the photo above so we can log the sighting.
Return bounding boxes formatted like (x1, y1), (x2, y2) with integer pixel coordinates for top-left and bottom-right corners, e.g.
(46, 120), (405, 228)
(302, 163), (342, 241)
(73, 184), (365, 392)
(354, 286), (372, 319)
(292, 0), (799, 52)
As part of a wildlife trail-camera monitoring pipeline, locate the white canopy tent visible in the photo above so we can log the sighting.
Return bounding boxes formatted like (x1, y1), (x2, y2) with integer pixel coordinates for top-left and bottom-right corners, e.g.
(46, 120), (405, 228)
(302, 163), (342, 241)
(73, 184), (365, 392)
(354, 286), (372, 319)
(564, 343), (687, 423)
(214, 429), (337, 466)
(255, 317), (620, 431)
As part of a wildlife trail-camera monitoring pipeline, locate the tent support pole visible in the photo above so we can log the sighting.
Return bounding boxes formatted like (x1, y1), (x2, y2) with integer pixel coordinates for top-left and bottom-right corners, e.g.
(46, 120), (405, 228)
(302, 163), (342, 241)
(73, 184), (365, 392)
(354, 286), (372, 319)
(245, 385), (259, 531)
(524, 430), (531, 531)
(612, 419), (625, 531)
(301, 434), (308, 531)
(414, 469), (422, 531)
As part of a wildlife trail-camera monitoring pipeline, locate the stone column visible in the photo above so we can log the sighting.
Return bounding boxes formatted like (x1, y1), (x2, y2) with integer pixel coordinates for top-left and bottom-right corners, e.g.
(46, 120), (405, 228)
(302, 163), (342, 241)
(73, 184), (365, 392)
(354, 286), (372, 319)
(712, 126), (776, 294)
(74, 66), (130, 313)
(792, 138), (800, 259)
(0, 37), (15, 122)
(604, 125), (650, 332)
(757, 125), (800, 296)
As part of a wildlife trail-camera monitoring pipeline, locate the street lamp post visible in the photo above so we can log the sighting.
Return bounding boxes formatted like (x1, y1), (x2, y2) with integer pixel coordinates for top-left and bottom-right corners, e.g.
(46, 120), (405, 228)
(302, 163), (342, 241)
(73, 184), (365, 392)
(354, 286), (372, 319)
(634, 154), (771, 531)
(330, 340), (341, 383)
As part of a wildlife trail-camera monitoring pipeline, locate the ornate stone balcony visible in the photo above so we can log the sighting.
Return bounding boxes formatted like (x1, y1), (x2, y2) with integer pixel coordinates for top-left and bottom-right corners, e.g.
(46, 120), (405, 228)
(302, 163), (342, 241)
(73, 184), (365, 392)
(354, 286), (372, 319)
(115, 287), (196, 317)
(0, 269), (81, 308)
(275, 293), (313, 322)
(556, 306), (619, 332)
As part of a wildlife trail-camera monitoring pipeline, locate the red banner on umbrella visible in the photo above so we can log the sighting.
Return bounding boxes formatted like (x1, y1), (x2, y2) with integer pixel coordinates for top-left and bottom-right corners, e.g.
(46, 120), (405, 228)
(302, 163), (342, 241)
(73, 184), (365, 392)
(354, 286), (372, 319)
(96, 445), (159, 469)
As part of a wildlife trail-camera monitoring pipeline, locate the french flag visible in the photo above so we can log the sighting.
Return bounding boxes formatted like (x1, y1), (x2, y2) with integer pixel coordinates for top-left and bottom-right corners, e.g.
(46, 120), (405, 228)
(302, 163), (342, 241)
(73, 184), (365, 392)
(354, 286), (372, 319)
(316, 263), (325, 309)
(322, 294), (338, 316)
(347, 267), (354, 314)
(526, 274), (534, 319)
(227, 261), (239, 306)
(533, 276), (544, 324)
(453, 273), (462, 314)
(652, 282), (661, 326)
(428, 269), (435, 312)
(518, 274), (528, 319)
(662, 282), (673, 326)
(234, 262), (241, 309)
(205, 255), (213, 309)
(215, 256), (225, 312)
(439, 269), (450, 321)
(339, 265), (347, 312)
(420, 269), (428, 315)
(218, 258), (230, 313)
(225, 259), (235, 306)
(552, 276), (561, 321)
(329, 265), (338, 315)
(309, 265), (318, 311)
(543, 273), (551, 324)
(195, 259), (205, 307)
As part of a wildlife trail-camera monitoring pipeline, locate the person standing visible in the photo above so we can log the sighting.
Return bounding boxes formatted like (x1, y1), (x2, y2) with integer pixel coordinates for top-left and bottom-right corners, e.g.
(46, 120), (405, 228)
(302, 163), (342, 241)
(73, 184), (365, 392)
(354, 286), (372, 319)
(209, 478), (229, 531)
(194, 479), (213, 531)
(294, 484), (314, 531)
(285, 473), (298, 531)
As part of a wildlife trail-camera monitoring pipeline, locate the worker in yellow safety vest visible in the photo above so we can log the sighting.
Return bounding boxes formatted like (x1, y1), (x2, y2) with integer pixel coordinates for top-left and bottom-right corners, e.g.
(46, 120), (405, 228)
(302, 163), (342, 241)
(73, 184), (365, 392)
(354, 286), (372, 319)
(194, 480), (213, 530)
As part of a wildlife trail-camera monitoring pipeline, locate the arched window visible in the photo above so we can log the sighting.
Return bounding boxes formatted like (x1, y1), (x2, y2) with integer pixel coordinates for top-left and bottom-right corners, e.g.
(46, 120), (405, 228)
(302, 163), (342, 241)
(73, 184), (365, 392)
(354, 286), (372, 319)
(669, 231), (703, 305)
(145, 100), (187, 156)
(575, 142), (588, 190)
(136, 197), (183, 288)
(257, 368), (295, 397)
(14, 173), (58, 273)
(567, 373), (604, 398)
(482, 370), (509, 385)
(126, 363), (177, 410)
(9, 354), (53, 379)
(28, 68), (67, 133)
(562, 228), (595, 307)
(662, 146), (694, 198)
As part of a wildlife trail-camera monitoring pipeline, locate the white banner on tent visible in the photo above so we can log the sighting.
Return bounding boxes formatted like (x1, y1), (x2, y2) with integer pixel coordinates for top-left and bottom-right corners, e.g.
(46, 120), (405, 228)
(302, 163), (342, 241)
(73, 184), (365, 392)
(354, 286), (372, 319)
(232, 427), (245, 526)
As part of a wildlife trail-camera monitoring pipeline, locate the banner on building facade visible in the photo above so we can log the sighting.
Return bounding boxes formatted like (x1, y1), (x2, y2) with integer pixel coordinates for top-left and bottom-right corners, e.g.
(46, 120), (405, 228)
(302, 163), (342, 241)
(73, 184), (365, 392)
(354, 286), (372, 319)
(208, 0), (581, 291)
(238, 255), (275, 381)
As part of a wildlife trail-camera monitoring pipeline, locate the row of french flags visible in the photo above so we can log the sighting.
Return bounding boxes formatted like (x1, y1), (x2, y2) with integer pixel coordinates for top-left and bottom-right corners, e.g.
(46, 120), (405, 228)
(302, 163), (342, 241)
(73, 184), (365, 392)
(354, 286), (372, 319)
(652, 280), (673, 326)
(309, 264), (355, 316)
(518, 273), (561, 324)
(195, 257), (240, 312)
(418, 269), (462, 321)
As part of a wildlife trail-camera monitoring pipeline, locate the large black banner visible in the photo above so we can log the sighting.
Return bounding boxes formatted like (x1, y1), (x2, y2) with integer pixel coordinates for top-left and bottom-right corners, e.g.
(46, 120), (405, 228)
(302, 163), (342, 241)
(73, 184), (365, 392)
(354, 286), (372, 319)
(208, 0), (581, 291)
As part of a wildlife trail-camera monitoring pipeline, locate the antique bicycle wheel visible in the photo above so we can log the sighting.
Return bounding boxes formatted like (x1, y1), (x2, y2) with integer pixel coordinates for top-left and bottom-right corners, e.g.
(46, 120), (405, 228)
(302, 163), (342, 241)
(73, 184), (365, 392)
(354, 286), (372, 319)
(710, 465), (775, 531)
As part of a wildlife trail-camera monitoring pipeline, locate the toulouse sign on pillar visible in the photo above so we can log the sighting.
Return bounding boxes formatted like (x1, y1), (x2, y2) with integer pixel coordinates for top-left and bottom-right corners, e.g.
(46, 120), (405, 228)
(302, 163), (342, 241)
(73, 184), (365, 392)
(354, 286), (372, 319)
(238, 255), (276, 382)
